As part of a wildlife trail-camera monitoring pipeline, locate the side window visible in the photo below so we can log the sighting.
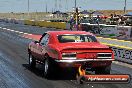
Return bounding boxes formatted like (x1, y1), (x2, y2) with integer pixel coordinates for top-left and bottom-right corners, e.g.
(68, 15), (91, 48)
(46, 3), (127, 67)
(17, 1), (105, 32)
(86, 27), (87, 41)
(40, 34), (49, 45)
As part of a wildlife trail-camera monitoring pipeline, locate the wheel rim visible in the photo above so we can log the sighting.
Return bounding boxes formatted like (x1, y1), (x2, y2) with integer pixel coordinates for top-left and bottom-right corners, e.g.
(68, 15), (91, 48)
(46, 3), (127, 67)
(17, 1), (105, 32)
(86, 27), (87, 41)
(29, 55), (32, 64)
(44, 60), (48, 74)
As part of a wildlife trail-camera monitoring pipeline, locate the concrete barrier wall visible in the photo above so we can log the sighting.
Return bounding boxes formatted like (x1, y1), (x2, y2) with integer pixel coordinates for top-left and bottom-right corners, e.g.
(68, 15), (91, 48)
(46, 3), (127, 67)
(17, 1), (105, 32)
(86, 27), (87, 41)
(23, 20), (70, 29)
(81, 24), (132, 39)
(100, 25), (132, 39)
(111, 46), (132, 64)
(24, 20), (32, 25)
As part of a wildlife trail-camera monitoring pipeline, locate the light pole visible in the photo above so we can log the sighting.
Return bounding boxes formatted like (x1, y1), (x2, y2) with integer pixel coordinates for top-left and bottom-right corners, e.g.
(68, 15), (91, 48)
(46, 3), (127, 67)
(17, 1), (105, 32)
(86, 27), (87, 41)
(65, 0), (68, 12)
(75, 0), (76, 8)
(55, 0), (57, 11)
(28, 0), (30, 19)
(59, 0), (61, 11)
(46, 1), (47, 13)
(74, 0), (79, 30)
(124, 0), (127, 14)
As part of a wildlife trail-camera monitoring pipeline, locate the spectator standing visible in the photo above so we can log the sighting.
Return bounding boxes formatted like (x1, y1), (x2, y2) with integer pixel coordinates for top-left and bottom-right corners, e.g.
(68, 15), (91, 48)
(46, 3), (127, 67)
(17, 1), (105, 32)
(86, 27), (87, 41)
(70, 17), (74, 30)
(118, 17), (121, 25)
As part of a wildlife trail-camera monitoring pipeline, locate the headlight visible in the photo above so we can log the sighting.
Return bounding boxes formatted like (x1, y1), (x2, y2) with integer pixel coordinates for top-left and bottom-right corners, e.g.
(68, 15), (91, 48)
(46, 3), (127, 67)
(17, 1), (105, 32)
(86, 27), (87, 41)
(62, 53), (76, 59)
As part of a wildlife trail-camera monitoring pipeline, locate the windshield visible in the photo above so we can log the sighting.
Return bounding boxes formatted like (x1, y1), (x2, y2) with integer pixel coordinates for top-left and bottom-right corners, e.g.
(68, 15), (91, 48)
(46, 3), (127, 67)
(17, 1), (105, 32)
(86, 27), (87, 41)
(58, 34), (97, 43)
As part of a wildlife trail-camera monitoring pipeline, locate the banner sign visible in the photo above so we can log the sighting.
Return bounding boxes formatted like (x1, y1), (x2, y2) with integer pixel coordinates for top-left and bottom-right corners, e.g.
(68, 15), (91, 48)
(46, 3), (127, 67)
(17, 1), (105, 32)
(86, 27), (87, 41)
(116, 26), (132, 39)
(111, 47), (132, 63)
(100, 25), (117, 35)
(81, 24), (132, 39)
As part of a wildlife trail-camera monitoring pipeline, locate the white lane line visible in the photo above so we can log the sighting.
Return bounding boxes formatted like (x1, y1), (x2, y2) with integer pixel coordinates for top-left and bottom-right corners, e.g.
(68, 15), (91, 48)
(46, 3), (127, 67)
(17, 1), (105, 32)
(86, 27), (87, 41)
(1, 27), (33, 36)
(19, 32), (24, 34)
(23, 36), (33, 40)
(10, 30), (15, 32)
(23, 33), (28, 35)
(14, 31), (19, 33)
(27, 34), (32, 35)
(2, 28), (7, 30)
(6, 29), (11, 31)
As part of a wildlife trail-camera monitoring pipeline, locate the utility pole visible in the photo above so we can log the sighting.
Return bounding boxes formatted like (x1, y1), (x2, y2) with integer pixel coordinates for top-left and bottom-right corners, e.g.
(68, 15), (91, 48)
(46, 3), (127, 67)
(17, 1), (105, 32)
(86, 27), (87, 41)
(55, 0), (57, 11)
(28, 0), (30, 19)
(74, 0), (79, 31)
(65, 0), (68, 12)
(124, 0), (127, 14)
(75, 0), (76, 8)
(59, 0), (61, 11)
(46, 0), (47, 13)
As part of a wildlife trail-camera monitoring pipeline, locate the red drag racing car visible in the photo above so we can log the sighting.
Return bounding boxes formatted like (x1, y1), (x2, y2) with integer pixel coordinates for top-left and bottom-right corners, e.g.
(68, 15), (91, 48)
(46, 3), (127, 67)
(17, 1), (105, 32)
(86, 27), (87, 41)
(28, 31), (114, 78)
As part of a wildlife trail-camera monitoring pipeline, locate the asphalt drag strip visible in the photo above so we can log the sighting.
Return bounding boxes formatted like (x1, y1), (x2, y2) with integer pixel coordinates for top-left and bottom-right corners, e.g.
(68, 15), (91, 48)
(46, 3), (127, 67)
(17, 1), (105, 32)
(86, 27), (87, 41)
(0, 22), (132, 88)
(0, 51), (30, 88)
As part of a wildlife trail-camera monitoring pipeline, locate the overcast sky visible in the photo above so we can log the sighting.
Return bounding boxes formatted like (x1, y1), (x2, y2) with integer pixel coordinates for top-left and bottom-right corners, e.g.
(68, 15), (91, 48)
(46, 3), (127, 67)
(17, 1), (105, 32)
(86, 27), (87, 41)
(0, 0), (132, 13)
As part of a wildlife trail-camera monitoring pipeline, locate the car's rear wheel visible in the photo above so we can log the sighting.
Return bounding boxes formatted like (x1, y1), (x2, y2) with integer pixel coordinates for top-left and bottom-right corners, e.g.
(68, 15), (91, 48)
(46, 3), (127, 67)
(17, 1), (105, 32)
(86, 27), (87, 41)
(43, 58), (54, 78)
(29, 54), (36, 69)
(95, 65), (111, 74)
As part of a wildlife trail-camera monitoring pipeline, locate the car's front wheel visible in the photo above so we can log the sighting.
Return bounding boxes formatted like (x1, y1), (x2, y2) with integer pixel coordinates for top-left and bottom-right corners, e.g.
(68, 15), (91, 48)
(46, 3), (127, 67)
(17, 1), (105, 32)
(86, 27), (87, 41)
(29, 54), (36, 69)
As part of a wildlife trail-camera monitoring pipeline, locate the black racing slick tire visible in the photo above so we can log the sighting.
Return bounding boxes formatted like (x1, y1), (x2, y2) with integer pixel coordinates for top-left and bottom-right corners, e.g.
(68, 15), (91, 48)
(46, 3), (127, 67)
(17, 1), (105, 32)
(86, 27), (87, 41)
(29, 54), (36, 69)
(43, 58), (54, 78)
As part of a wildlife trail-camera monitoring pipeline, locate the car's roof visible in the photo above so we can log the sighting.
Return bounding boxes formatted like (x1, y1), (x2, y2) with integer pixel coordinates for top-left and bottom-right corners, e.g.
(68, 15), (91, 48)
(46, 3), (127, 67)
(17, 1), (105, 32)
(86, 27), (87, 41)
(47, 31), (94, 36)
